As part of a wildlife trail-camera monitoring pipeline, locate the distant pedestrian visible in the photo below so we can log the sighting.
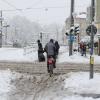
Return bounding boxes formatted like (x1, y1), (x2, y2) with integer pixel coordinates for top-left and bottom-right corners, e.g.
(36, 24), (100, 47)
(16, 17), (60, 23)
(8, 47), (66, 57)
(82, 43), (87, 56)
(55, 41), (60, 58)
(80, 42), (84, 56)
(37, 40), (45, 62)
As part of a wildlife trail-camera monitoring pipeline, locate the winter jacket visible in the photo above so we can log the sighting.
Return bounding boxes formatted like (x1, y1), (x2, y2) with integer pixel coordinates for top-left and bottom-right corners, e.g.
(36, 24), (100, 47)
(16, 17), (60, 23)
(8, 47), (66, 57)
(44, 42), (56, 56)
(38, 42), (43, 53)
(55, 41), (60, 54)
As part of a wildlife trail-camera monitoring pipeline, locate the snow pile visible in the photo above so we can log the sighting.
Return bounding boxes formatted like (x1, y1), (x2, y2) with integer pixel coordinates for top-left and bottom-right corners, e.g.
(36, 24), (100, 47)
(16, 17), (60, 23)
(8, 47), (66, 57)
(0, 69), (16, 93)
(0, 69), (18, 100)
(32, 72), (100, 100)
(64, 72), (100, 94)
(58, 51), (100, 64)
(0, 48), (38, 62)
(0, 70), (100, 100)
(58, 52), (90, 63)
(59, 46), (68, 53)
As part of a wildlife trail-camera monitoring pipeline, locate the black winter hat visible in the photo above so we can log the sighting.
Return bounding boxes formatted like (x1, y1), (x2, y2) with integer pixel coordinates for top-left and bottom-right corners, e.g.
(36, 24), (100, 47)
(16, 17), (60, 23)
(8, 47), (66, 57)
(50, 39), (54, 43)
(37, 40), (40, 43)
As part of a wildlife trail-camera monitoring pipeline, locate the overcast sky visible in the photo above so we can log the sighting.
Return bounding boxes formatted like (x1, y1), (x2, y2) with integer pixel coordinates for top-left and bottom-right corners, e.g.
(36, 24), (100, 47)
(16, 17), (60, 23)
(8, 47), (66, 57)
(0, 0), (91, 25)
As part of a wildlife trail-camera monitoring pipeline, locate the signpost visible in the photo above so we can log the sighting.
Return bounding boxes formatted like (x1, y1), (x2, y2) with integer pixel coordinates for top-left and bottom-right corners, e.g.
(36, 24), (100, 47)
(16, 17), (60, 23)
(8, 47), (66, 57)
(69, 0), (74, 56)
(86, 25), (97, 36)
(90, 0), (95, 79)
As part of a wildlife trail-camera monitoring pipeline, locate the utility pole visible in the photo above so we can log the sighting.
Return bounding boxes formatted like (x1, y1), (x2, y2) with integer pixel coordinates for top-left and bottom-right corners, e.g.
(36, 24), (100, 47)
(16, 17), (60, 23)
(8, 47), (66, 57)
(0, 11), (3, 48)
(90, 0), (95, 79)
(69, 0), (74, 56)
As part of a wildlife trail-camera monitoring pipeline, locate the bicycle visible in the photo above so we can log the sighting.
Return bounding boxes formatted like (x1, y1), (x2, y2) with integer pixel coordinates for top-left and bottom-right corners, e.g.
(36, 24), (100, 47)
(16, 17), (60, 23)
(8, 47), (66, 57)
(47, 56), (55, 77)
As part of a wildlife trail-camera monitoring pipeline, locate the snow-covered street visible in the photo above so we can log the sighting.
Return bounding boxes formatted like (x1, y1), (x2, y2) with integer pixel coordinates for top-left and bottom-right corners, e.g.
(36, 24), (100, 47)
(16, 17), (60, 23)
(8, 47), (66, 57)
(0, 70), (100, 100)
(0, 0), (99, 99)
(0, 47), (100, 100)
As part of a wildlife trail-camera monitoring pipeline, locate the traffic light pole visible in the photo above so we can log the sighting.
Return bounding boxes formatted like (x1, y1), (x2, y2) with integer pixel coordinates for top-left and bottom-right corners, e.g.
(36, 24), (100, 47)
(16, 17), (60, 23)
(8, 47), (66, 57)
(69, 0), (74, 56)
(90, 0), (95, 79)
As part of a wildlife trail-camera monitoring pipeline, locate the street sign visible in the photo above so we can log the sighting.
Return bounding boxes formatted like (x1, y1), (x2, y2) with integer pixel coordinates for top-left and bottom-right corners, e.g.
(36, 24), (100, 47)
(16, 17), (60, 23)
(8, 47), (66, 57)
(86, 25), (97, 36)
(90, 56), (94, 65)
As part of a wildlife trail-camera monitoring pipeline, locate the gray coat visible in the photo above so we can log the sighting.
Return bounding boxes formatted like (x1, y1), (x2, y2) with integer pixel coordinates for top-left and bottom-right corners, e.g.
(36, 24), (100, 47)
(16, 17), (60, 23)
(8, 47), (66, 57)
(45, 42), (56, 56)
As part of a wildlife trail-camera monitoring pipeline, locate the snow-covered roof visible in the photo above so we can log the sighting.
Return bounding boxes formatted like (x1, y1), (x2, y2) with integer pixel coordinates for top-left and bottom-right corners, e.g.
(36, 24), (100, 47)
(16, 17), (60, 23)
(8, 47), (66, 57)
(76, 14), (86, 19)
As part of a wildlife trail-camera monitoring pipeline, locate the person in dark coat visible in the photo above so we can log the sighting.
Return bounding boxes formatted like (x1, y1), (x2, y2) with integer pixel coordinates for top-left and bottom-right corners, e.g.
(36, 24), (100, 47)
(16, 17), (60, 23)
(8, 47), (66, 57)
(55, 41), (60, 58)
(82, 43), (87, 56)
(44, 39), (56, 73)
(80, 42), (84, 56)
(37, 40), (45, 62)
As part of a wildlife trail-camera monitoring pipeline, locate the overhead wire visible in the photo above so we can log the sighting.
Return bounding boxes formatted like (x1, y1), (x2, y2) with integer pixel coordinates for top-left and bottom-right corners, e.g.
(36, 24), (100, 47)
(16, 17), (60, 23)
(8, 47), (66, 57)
(0, 0), (89, 14)
(0, 0), (23, 12)
(27, 0), (44, 8)
(1, 6), (67, 12)
(0, 0), (44, 12)
(1, 0), (19, 10)
(0, 0), (68, 12)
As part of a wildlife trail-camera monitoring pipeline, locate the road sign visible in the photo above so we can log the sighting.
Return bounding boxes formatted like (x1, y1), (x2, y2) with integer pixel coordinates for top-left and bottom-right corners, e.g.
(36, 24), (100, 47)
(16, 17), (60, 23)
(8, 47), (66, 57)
(86, 25), (97, 36)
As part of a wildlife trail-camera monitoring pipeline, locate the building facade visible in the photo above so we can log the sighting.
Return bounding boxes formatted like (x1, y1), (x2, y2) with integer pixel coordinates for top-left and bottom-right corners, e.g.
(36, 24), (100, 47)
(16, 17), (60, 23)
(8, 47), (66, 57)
(64, 16), (87, 48)
(65, 16), (87, 37)
(95, 0), (100, 34)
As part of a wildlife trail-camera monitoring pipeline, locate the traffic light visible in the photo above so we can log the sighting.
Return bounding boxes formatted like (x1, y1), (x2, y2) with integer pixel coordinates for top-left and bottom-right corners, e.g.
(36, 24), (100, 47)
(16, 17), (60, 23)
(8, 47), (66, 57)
(65, 29), (70, 36)
(65, 32), (69, 36)
(74, 26), (80, 36)
(70, 28), (74, 34)
(65, 27), (75, 36)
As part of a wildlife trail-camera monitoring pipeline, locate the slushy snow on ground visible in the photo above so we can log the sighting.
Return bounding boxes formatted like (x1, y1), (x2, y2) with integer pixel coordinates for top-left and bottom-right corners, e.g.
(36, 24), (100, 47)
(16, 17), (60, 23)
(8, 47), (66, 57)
(0, 70), (100, 100)
(0, 47), (100, 100)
